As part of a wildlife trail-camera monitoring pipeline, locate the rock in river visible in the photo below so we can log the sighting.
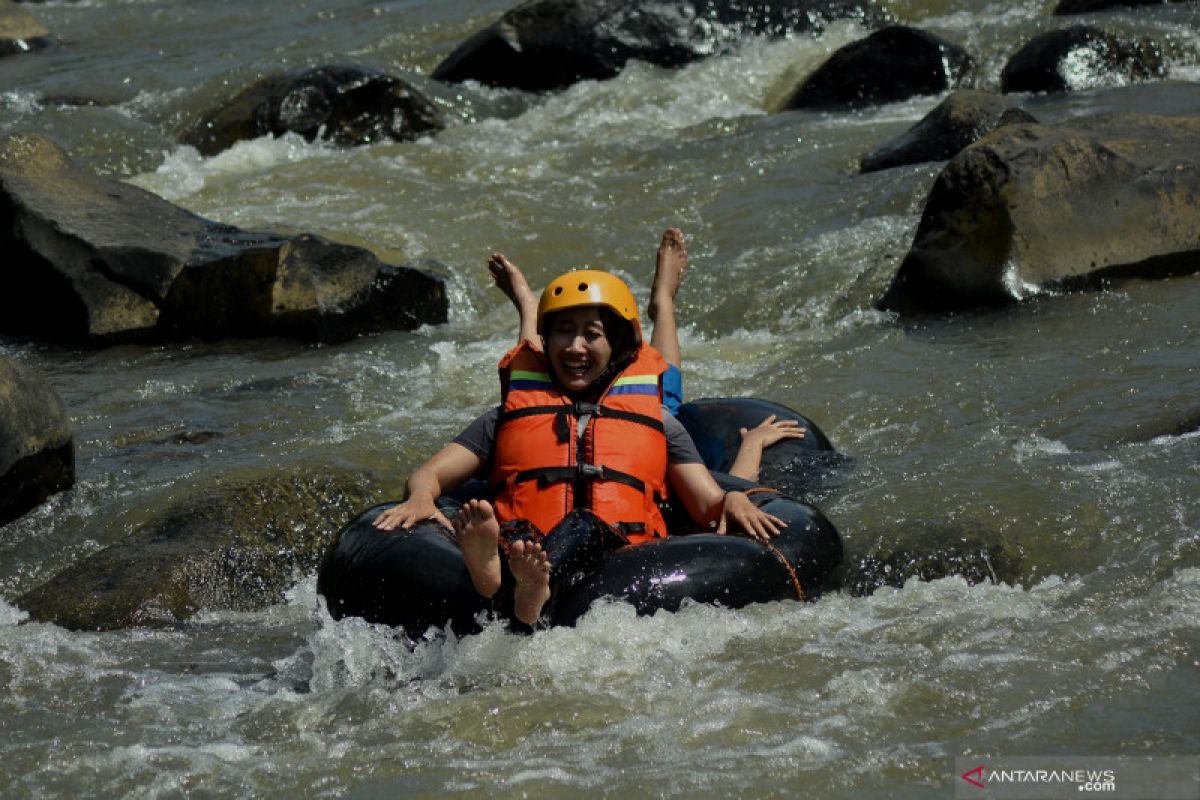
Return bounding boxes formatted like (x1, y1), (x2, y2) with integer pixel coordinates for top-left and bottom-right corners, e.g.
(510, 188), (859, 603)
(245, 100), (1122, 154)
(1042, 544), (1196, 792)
(0, 0), (53, 56)
(1001, 25), (1165, 94)
(877, 112), (1200, 313)
(783, 25), (972, 111)
(0, 133), (448, 345)
(1054, 0), (1190, 13)
(431, 0), (890, 92)
(15, 468), (377, 630)
(860, 89), (1036, 172)
(183, 65), (445, 156)
(0, 355), (73, 528)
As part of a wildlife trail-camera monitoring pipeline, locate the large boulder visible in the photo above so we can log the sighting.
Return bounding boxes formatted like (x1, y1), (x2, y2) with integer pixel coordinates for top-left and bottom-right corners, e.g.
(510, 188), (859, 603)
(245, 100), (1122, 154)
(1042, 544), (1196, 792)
(1055, 0), (1188, 13)
(860, 90), (1036, 172)
(0, 356), (73, 527)
(877, 113), (1200, 314)
(783, 25), (972, 111)
(431, 0), (890, 92)
(1001, 25), (1166, 94)
(183, 65), (445, 156)
(15, 468), (377, 630)
(0, 133), (448, 345)
(0, 0), (53, 56)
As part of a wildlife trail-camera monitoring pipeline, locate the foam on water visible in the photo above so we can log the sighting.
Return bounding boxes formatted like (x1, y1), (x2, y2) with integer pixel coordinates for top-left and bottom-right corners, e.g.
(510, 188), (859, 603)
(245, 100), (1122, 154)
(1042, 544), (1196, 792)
(130, 134), (336, 201)
(0, 596), (28, 626)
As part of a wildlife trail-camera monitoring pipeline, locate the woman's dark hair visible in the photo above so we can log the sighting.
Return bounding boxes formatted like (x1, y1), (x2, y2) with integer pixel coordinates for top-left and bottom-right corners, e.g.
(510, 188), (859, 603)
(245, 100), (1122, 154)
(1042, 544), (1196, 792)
(596, 307), (638, 371)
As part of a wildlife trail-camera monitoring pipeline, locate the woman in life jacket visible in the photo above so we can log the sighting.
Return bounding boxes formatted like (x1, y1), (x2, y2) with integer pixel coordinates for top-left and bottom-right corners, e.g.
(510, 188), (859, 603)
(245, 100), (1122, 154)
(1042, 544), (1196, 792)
(374, 263), (788, 626)
(488, 227), (806, 482)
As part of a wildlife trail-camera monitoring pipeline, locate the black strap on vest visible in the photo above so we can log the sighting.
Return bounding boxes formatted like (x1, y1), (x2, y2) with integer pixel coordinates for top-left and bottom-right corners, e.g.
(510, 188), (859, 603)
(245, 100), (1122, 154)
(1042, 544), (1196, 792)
(507, 463), (647, 494)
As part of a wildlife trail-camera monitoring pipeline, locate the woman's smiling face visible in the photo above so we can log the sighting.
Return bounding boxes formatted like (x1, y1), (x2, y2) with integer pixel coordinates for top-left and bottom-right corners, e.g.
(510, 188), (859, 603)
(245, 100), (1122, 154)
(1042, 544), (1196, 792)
(544, 307), (613, 393)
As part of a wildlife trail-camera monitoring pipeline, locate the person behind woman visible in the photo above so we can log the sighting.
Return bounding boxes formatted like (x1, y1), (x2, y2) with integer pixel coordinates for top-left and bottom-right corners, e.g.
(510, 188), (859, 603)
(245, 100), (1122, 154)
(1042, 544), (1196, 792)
(487, 227), (806, 482)
(374, 267), (787, 625)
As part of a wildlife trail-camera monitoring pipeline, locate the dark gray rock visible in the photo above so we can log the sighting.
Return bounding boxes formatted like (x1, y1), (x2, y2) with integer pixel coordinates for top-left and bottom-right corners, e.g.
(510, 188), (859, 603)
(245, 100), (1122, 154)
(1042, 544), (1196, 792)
(1055, 0), (1187, 13)
(1001, 25), (1166, 94)
(0, 356), (73, 527)
(0, 133), (448, 345)
(877, 113), (1200, 314)
(860, 90), (1036, 172)
(431, 0), (890, 92)
(15, 468), (377, 630)
(784, 25), (972, 111)
(0, 0), (53, 56)
(839, 523), (1027, 596)
(183, 65), (445, 157)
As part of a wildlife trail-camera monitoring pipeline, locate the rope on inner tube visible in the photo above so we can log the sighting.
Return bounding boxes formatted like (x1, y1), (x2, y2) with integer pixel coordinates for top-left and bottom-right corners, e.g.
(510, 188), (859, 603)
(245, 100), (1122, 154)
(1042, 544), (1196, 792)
(743, 488), (803, 602)
(761, 540), (805, 602)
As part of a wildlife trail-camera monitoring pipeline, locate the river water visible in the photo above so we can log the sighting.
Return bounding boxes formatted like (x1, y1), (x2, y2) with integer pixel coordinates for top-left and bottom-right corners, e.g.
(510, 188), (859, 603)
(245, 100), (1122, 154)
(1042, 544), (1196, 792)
(2, 0), (1198, 797)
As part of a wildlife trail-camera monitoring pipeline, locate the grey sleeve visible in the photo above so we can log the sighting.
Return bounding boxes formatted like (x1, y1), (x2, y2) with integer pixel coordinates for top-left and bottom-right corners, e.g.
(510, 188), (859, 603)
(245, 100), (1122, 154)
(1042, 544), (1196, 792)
(451, 406), (499, 462)
(664, 412), (704, 465)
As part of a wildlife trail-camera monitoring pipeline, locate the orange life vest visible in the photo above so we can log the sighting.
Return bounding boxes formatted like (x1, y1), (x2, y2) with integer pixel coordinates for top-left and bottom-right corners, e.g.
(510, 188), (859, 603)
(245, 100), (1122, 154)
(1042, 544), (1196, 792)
(489, 340), (670, 545)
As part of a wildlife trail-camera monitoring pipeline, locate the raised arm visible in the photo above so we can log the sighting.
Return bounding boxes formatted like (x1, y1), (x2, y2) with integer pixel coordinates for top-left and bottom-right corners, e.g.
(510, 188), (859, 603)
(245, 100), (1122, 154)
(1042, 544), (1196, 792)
(372, 442), (484, 531)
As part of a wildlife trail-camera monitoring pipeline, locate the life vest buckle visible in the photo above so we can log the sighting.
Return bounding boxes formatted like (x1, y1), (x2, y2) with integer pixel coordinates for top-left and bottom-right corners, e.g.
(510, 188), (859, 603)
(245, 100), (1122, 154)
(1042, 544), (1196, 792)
(576, 463), (604, 480)
(573, 401), (600, 417)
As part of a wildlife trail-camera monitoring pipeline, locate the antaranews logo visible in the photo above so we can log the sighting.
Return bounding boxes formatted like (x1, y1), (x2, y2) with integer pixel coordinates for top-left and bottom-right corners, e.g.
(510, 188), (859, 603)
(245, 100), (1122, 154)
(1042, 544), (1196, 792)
(961, 764), (986, 789)
(953, 756), (1199, 800)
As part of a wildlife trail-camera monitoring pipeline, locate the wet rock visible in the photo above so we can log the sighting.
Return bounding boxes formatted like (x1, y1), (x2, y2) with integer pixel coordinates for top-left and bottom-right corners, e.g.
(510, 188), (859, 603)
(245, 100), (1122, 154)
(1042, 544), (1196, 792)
(1095, 403), (1200, 447)
(0, 133), (448, 345)
(0, 356), (73, 528)
(860, 90), (1036, 173)
(0, 0), (53, 56)
(1001, 25), (1166, 94)
(183, 65), (445, 156)
(431, 0), (890, 92)
(838, 523), (1026, 596)
(1054, 0), (1186, 13)
(783, 25), (971, 111)
(15, 468), (378, 630)
(877, 112), (1200, 314)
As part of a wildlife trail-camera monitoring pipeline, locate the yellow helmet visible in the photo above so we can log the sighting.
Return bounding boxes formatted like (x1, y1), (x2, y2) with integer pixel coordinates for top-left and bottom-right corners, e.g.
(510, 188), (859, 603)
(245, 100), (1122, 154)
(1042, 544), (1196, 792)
(536, 269), (642, 342)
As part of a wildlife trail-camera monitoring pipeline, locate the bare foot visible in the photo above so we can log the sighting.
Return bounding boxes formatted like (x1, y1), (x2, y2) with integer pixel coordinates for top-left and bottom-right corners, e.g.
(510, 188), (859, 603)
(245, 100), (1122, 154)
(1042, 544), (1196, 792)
(454, 499), (502, 598)
(649, 227), (687, 323)
(508, 539), (551, 625)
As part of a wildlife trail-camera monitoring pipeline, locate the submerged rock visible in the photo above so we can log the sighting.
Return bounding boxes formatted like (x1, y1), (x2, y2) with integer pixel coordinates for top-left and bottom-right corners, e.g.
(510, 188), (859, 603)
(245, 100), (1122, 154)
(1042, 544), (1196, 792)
(860, 90), (1036, 173)
(1054, 0), (1187, 13)
(0, 0), (53, 56)
(183, 65), (445, 156)
(0, 133), (448, 345)
(0, 356), (73, 527)
(877, 112), (1200, 314)
(1001, 25), (1166, 94)
(15, 468), (377, 630)
(839, 523), (1027, 596)
(784, 25), (972, 111)
(431, 0), (890, 92)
